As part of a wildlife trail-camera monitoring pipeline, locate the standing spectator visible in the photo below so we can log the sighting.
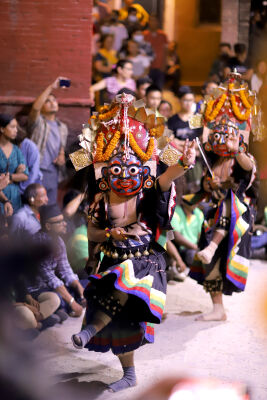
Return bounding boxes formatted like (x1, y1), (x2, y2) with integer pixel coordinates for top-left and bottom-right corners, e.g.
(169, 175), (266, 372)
(168, 86), (202, 192)
(100, 10), (128, 53)
(168, 86), (200, 150)
(28, 204), (86, 317)
(209, 42), (232, 82)
(165, 41), (181, 95)
(228, 43), (253, 82)
(0, 114), (28, 216)
(251, 59), (267, 93)
(14, 126), (42, 194)
(93, 34), (118, 82)
(27, 78), (69, 205)
(145, 85), (162, 111)
(196, 81), (218, 113)
(10, 183), (48, 237)
(158, 100), (173, 119)
(144, 15), (168, 89)
(121, 7), (142, 36)
(123, 39), (151, 80)
(92, 0), (111, 33)
(131, 28), (154, 61)
(89, 59), (136, 104)
(119, 0), (149, 28)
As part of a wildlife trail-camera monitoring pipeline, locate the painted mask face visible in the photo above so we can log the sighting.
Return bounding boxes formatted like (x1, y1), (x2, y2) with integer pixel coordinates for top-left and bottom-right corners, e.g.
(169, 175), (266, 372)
(209, 124), (240, 157)
(103, 153), (149, 196)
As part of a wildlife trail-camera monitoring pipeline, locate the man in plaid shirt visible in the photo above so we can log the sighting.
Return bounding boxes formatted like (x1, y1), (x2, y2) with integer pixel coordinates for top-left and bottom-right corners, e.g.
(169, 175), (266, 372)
(28, 204), (87, 317)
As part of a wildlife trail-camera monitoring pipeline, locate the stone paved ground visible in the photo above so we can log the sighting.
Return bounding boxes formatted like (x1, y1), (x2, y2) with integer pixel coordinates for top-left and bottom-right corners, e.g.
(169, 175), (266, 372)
(34, 259), (267, 400)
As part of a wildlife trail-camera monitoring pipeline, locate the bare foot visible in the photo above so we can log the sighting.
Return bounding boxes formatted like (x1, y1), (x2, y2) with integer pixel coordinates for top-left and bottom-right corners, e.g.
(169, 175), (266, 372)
(195, 307), (227, 321)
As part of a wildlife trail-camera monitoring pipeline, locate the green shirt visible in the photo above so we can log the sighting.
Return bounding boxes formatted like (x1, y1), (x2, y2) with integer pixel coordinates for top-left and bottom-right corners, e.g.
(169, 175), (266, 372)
(171, 205), (204, 246)
(68, 224), (88, 272)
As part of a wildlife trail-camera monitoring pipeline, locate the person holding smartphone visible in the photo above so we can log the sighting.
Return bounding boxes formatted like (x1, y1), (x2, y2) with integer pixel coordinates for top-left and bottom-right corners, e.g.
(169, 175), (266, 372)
(27, 77), (69, 205)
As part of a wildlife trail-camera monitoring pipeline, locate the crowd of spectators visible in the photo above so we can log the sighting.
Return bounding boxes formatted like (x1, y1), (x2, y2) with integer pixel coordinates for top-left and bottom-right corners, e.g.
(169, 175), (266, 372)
(1, 1), (267, 339)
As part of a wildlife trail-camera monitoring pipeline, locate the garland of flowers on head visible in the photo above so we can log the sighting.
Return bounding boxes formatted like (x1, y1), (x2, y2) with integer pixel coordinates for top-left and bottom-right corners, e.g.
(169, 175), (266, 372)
(129, 133), (154, 162)
(229, 83), (251, 121)
(98, 105), (120, 121)
(94, 130), (121, 162)
(239, 85), (253, 109)
(205, 93), (227, 122)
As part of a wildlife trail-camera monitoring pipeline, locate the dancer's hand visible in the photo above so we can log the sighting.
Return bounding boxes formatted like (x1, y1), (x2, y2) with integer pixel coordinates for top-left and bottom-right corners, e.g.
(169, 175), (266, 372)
(226, 130), (240, 153)
(110, 227), (127, 241)
(210, 176), (221, 190)
(182, 139), (196, 167)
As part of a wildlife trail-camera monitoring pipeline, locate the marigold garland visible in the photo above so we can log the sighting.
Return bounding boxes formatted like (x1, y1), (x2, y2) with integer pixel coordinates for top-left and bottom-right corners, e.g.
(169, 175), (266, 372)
(94, 130), (121, 162)
(129, 133), (154, 162)
(205, 93), (227, 122)
(228, 82), (252, 121)
(98, 105), (119, 121)
(239, 87), (253, 109)
(230, 94), (251, 121)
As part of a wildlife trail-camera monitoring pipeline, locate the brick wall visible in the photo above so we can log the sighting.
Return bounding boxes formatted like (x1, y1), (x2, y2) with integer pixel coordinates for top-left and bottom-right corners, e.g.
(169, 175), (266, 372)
(0, 0), (93, 144)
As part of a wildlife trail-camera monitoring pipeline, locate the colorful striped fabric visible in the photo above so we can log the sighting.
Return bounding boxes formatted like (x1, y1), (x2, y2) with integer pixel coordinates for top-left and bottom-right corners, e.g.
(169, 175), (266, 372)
(91, 259), (166, 321)
(87, 323), (145, 355)
(226, 191), (249, 290)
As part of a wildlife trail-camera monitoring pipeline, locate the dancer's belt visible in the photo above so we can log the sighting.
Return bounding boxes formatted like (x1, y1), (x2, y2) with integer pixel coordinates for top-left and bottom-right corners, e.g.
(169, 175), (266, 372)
(100, 241), (152, 260)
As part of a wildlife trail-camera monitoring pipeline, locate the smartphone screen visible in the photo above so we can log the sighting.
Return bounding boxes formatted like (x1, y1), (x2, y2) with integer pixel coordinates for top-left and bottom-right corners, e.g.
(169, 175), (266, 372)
(59, 79), (71, 88)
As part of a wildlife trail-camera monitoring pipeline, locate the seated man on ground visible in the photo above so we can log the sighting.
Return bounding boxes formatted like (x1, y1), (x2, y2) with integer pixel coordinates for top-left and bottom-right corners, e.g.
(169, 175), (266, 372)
(13, 290), (61, 339)
(28, 204), (87, 317)
(10, 183), (48, 237)
(166, 198), (204, 281)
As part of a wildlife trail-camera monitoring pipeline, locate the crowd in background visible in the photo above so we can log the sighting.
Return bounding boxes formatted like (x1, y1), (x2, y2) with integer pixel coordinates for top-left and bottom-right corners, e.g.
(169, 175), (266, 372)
(1, 0), (267, 339)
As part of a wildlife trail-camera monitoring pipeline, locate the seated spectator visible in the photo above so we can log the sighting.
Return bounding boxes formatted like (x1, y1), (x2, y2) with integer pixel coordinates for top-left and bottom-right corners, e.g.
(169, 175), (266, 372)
(165, 41), (181, 95)
(89, 59), (136, 105)
(131, 28), (154, 62)
(166, 199), (204, 282)
(93, 34), (118, 82)
(13, 291), (61, 339)
(158, 100), (173, 119)
(68, 212), (89, 278)
(144, 15), (168, 89)
(14, 125), (42, 194)
(251, 218), (267, 259)
(196, 81), (218, 113)
(100, 10), (128, 53)
(0, 114), (28, 217)
(171, 199), (204, 265)
(123, 39), (151, 80)
(10, 183), (48, 237)
(145, 84), (162, 112)
(28, 204), (86, 317)
(28, 78), (69, 205)
(136, 76), (152, 100)
(228, 43), (253, 82)
(251, 59), (267, 93)
(119, 0), (149, 28)
(209, 42), (232, 82)
(63, 189), (88, 238)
